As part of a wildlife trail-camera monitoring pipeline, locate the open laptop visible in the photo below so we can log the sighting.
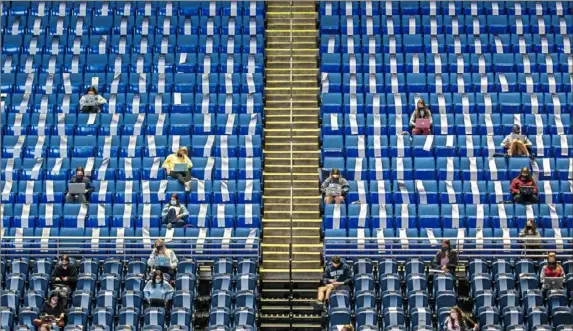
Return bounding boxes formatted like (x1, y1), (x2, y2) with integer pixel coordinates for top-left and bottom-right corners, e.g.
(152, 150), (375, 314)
(68, 183), (86, 194)
(415, 119), (430, 130)
(155, 256), (170, 268)
(543, 277), (564, 290)
(173, 163), (187, 172)
(520, 186), (534, 195)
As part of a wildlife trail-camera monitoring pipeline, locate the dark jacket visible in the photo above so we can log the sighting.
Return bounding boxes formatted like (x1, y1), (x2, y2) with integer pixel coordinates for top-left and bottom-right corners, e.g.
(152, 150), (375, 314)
(322, 262), (353, 286)
(40, 301), (65, 318)
(432, 249), (459, 274)
(68, 175), (95, 195)
(51, 264), (79, 288)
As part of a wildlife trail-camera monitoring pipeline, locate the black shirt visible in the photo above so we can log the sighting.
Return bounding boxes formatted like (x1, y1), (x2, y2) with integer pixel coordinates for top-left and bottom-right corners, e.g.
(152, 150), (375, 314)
(40, 301), (65, 318)
(51, 264), (79, 288)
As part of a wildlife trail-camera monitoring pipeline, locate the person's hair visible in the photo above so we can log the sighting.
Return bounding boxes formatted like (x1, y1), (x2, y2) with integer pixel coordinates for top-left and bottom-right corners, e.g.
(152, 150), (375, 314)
(176, 147), (188, 156)
(75, 167), (85, 175)
(170, 193), (180, 205)
(416, 99), (427, 110)
(60, 254), (70, 263)
(330, 168), (341, 177)
(449, 306), (466, 327)
(155, 238), (165, 249)
(438, 239), (452, 259)
(547, 252), (557, 261)
(341, 325), (354, 331)
(48, 292), (61, 306)
(86, 86), (98, 94)
(519, 167), (533, 182)
(331, 256), (341, 264)
(525, 219), (538, 234)
(151, 270), (164, 285)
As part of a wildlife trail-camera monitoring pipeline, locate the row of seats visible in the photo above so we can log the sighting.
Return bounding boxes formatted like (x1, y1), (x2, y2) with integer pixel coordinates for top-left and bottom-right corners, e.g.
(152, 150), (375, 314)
(323, 203), (573, 229)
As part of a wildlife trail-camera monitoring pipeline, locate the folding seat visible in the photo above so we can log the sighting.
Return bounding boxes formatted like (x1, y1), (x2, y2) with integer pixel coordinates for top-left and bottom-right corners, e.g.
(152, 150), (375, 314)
(323, 204), (347, 230)
(416, 204), (440, 230)
(383, 306), (405, 328)
(345, 204), (369, 229)
(368, 204), (394, 229)
(0, 289), (21, 314)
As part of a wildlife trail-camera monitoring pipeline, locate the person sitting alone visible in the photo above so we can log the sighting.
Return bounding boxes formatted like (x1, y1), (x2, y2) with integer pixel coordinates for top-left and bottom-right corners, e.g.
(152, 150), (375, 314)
(518, 219), (542, 256)
(510, 167), (539, 204)
(320, 168), (350, 204)
(432, 239), (459, 275)
(315, 256), (353, 306)
(163, 147), (193, 192)
(144, 270), (174, 308)
(51, 255), (78, 292)
(79, 86), (107, 113)
(65, 167), (94, 204)
(409, 99), (432, 135)
(502, 124), (532, 157)
(162, 193), (189, 228)
(33, 292), (66, 329)
(147, 239), (179, 280)
(540, 252), (565, 287)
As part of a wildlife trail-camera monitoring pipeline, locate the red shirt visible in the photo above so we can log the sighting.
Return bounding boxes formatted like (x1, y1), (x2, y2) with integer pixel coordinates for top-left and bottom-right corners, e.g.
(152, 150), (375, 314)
(543, 265), (564, 278)
(510, 177), (538, 195)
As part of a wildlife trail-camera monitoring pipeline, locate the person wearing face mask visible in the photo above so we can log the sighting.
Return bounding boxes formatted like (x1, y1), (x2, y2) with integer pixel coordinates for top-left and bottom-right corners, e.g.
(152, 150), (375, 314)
(65, 167), (94, 204)
(432, 240), (459, 275)
(502, 124), (532, 157)
(162, 193), (189, 228)
(510, 167), (539, 204)
(518, 219), (542, 257)
(409, 99), (433, 135)
(163, 147), (194, 192)
(79, 86), (107, 113)
(442, 306), (478, 331)
(144, 270), (174, 308)
(148, 239), (179, 280)
(51, 255), (78, 291)
(540, 252), (565, 286)
(320, 168), (350, 204)
(33, 292), (66, 328)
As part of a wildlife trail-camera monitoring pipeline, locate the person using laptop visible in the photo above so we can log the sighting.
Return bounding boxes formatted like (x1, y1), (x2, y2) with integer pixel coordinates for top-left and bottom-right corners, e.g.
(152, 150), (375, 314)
(320, 168), (350, 204)
(409, 99), (433, 135)
(502, 124), (532, 157)
(162, 193), (189, 228)
(147, 239), (178, 280)
(33, 292), (66, 329)
(518, 219), (542, 257)
(432, 239), (459, 275)
(79, 86), (107, 113)
(510, 167), (539, 204)
(540, 252), (565, 287)
(163, 147), (193, 192)
(65, 167), (94, 204)
(143, 270), (174, 309)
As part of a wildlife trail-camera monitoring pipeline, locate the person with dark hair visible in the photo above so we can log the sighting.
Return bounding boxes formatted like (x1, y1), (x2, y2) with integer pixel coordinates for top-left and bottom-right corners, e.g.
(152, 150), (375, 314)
(65, 167), (94, 204)
(409, 99), (432, 135)
(79, 86), (107, 113)
(443, 306), (478, 331)
(51, 255), (78, 291)
(432, 240), (459, 274)
(510, 167), (539, 204)
(33, 292), (66, 328)
(315, 256), (353, 306)
(147, 239), (178, 279)
(518, 219), (542, 256)
(321, 168), (350, 204)
(502, 124), (532, 157)
(143, 270), (174, 308)
(163, 147), (194, 192)
(161, 193), (190, 227)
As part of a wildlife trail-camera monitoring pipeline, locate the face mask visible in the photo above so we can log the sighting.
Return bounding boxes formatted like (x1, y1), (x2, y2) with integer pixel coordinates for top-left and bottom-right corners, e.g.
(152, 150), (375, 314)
(177, 153), (183, 158)
(155, 279), (162, 284)
(170, 200), (177, 206)
(548, 261), (556, 267)
(156, 245), (163, 250)
(77, 174), (83, 179)
(442, 247), (448, 252)
(526, 225), (532, 229)
(521, 176), (528, 180)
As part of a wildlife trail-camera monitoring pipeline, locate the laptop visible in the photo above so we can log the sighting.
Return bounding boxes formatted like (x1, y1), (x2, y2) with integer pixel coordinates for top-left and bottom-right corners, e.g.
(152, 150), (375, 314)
(415, 119), (431, 129)
(155, 256), (170, 267)
(148, 298), (166, 307)
(510, 134), (526, 142)
(68, 183), (86, 194)
(543, 277), (564, 290)
(520, 186), (534, 196)
(173, 163), (187, 172)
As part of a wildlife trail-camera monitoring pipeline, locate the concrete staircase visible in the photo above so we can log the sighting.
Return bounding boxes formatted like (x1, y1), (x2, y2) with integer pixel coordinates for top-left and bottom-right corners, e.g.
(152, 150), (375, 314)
(260, 2), (323, 330)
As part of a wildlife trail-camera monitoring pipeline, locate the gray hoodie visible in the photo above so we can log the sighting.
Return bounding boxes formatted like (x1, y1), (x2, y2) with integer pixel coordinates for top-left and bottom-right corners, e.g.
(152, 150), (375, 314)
(321, 177), (350, 197)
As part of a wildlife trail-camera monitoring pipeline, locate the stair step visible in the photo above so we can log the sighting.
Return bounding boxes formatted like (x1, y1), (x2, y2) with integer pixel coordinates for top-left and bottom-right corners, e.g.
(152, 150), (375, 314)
(263, 236), (320, 245)
(292, 260), (322, 269)
(264, 179), (318, 188)
(264, 211), (320, 219)
(292, 251), (322, 261)
(261, 243), (290, 252)
(260, 268), (291, 280)
(291, 268), (324, 280)
(292, 244), (323, 253)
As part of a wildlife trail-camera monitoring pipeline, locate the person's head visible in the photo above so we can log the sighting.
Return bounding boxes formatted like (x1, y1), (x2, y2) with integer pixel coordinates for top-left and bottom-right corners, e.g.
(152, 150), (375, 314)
(525, 219), (537, 233)
(449, 306), (464, 322)
(341, 325), (354, 331)
(547, 252), (558, 269)
(330, 168), (341, 181)
(519, 167), (531, 181)
(512, 124), (521, 134)
(60, 255), (70, 269)
(170, 193), (180, 206)
(75, 167), (85, 179)
(152, 270), (164, 285)
(176, 147), (188, 159)
(331, 256), (342, 269)
(48, 292), (60, 306)
(154, 239), (165, 252)
(86, 86), (98, 95)
(441, 239), (451, 252)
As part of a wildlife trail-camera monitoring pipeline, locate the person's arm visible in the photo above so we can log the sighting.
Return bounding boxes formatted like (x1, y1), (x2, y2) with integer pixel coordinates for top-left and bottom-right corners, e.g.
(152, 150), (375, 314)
(340, 178), (350, 195)
(509, 178), (520, 195)
(51, 267), (61, 283)
(341, 264), (353, 285)
(169, 250), (179, 269)
(162, 155), (175, 170)
(320, 178), (330, 194)
(447, 251), (459, 270)
(97, 95), (107, 105)
(540, 265), (547, 284)
(531, 180), (538, 194)
(67, 265), (79, 283)
(501, 135), (510, 147)
(161, 205), (170, 219)
(178, 205), (190, 219)
(523, 136), (532, 147)
(409, 112), (416, 127)
(79, 95), (87, 109)
(164, 283), (175, 301)
(463, 315), (477, 329)
(431, 252), (440, 268)
(322, 265), (331, 285)
(143, 281), (152, 300)
(147, 251), (156, 267)
(85, 178), (95, 194)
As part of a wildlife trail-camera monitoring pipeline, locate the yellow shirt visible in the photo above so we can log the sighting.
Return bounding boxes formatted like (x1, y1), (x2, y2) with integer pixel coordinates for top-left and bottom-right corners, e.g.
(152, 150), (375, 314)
(162, 153), (193, 171)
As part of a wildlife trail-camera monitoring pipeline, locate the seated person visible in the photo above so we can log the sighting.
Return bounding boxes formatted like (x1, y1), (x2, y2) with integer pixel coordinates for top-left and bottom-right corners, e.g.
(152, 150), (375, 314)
(510, 167), (539, 204)
(502, 124), (532, 157)
(162, 193), (189, 228)
(163, 147), (193, 192)
(409, 99), (432, 135)
(432, 239), (459, 274)
(540, 252), (565, 286)
(51, 255), (78, 292)
(79, 86), (107, 113)
(65, 167), (94, 204)
(320, 168), (350, 204)
(33, 292), (66, 329)
(147, 239), (178, 280)
(315, 256), (353, 306)
(443, 306), (478, 331)
(341, 325), (354, 331)
(518, 219), (542, 256)
(144, 270), (174, 308)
